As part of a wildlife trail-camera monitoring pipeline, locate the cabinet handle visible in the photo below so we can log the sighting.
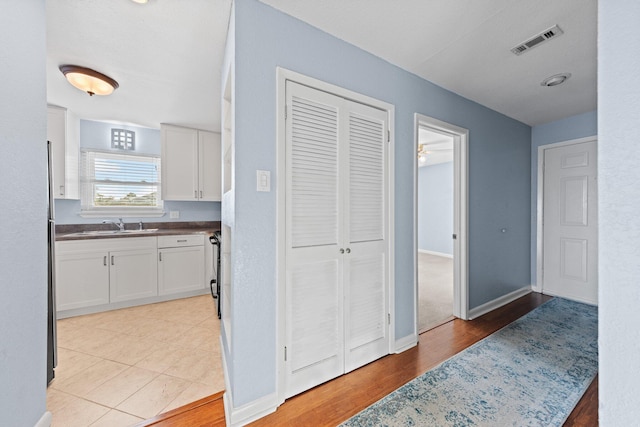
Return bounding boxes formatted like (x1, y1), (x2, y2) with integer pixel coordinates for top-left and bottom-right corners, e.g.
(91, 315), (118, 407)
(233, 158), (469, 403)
(59, 185), (64, 196)
(159, 252), (162, 261)
(340, 248), (345, 254)
(346, 248), (351, 253)
(111, 255), (114, 265)
(200, 190), (203, 198)
(103, 256), (107, 266)
(195, 190), (198, 199)
(177, 239), (187, 243)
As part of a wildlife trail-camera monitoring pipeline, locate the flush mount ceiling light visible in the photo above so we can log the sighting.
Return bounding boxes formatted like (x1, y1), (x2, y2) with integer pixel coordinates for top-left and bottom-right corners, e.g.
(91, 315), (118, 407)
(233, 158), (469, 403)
(541, 73), (572, 87)
(59, 65), (119, 96)
(130, 0), (149, 3)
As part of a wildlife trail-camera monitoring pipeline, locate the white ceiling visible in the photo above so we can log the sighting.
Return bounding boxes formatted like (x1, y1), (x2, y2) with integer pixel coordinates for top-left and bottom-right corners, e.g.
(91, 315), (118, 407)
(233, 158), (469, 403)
(46, 0), (231, 131)
(46, 0), (596, 132)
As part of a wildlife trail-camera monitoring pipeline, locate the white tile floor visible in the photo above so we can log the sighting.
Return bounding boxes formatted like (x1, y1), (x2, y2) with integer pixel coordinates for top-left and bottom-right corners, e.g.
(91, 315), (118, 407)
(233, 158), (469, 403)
(47, 295), (224, 427)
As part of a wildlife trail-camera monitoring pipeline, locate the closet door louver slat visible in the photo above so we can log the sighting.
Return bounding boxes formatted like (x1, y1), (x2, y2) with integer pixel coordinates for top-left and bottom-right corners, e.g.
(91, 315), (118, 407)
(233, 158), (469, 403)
(290, 95), (339, 249)
(349, 113), (385, 243)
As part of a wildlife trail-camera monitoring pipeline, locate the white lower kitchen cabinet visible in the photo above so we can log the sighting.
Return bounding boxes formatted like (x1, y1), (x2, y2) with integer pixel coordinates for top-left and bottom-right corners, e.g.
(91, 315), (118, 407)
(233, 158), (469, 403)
(56, 237), (159, 313)
(109, 248), (158, 303)
(56, 250), (109, 311)
(158, 235), (205, 296)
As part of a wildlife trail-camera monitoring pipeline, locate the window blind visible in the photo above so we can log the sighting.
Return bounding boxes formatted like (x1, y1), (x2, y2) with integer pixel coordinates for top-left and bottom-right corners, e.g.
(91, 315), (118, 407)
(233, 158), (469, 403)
(81, 150), (162, 210)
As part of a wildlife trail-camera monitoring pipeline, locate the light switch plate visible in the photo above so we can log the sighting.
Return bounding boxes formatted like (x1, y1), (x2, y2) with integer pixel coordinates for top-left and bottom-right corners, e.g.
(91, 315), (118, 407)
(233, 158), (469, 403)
(257, 170), (271, 192)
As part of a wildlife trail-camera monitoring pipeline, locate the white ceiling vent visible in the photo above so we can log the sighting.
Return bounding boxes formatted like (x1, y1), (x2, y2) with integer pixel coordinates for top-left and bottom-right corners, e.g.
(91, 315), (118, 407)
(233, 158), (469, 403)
(511, 25), (564, 56)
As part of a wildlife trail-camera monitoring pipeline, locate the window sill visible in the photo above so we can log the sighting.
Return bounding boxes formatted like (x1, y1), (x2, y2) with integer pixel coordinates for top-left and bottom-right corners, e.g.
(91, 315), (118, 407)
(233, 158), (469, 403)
(79, 209), (166, 219)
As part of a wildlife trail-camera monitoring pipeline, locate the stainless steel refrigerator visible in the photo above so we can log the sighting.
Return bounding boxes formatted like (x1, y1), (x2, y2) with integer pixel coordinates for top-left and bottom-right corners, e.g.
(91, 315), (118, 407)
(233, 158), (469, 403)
(47, 140), (57, 384)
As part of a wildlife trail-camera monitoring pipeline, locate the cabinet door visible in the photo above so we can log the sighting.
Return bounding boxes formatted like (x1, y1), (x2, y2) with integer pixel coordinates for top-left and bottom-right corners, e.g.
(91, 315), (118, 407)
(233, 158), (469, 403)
(56, 251), (109, 311)
(161, 125), (199, 201)
(47, 107), (66, 198)
(158, 246), (205, 295)
(47, 106), (79, 199)
(109, 249), (158, 303)
(198, 131), (222, 201)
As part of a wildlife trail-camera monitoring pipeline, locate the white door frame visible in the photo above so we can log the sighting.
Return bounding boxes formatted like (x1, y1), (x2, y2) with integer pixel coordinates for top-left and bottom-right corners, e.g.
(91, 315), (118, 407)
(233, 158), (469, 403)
(414, 114), (469, 322)
(276, 67), (395, 406)
(534, 135), (598, 293)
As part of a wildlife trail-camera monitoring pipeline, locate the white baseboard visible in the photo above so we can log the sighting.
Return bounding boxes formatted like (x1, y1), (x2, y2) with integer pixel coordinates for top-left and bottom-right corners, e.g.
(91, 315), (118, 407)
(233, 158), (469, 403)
(467, 286), (532, 320)
(418, 249), (453, 259)
(223, 390), (278, 427)
(394, 333), (418, 353)
(34, 411), (52, 427)
(221, 342), (280, 426)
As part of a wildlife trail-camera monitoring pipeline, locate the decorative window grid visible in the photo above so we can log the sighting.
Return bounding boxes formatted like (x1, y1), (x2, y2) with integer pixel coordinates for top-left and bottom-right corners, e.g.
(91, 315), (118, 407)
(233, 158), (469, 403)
(111, 128), (135, 150)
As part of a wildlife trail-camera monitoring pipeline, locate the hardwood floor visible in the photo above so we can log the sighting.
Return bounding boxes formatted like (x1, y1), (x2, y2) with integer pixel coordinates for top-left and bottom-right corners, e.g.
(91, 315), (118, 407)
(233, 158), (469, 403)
(146, 293), (598, 426)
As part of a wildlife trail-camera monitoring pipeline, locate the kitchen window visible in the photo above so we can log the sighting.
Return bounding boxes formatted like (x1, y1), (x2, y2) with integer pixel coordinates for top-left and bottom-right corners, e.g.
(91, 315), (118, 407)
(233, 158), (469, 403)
(80, 149), (163, 217)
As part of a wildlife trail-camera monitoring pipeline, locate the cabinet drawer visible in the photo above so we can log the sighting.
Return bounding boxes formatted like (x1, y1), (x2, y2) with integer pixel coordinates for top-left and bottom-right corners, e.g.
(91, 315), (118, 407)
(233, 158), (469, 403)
(157, 234), (204, 248)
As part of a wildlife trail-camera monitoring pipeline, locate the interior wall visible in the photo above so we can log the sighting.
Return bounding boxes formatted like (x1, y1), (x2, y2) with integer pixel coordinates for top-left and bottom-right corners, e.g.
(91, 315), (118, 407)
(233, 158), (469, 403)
(598, 1), (640, 424)
(418, 162), (453, 255)
(0, 1), (49, 425)
(530, 110), (597, 285)
(55, 119), (221, 224)
(229, 0), (531, 409)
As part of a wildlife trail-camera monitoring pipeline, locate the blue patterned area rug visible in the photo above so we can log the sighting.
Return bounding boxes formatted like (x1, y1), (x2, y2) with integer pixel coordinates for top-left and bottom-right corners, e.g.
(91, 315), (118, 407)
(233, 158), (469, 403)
(341, 298), (598, 427)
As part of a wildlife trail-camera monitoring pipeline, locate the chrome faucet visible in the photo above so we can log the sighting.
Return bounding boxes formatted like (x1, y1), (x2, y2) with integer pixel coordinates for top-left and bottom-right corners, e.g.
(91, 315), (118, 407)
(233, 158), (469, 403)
(103, 218), (125, 231)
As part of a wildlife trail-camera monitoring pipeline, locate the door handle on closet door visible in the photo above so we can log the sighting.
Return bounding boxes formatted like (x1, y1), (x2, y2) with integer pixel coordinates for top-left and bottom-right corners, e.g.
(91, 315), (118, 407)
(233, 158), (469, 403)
(345, 248), (351, 253)
(111, 256), (114, 266)
(103, 256), (107, 266)
(340, 248), (345, 254)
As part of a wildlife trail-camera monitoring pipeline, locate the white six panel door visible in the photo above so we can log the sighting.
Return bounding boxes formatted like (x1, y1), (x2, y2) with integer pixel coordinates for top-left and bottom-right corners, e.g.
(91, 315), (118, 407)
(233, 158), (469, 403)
(543, 140), (598, 304)
(285, 81), (389, 398)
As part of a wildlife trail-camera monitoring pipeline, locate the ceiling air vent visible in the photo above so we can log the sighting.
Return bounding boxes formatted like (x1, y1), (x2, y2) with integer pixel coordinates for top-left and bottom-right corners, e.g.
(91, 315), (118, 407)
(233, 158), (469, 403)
(511, 25), (564, 56)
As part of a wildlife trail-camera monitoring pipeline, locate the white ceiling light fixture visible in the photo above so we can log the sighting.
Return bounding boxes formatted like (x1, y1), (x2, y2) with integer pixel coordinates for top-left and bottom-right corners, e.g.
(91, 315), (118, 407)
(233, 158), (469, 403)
(130, 0), (150, 4)
(541, 73), (572, 87)
(59, 65), (119, 96)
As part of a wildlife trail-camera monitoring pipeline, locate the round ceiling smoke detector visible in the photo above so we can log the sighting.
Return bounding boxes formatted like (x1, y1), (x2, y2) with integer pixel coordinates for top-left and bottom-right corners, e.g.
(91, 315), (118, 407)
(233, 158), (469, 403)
(541, 73), (572, 87)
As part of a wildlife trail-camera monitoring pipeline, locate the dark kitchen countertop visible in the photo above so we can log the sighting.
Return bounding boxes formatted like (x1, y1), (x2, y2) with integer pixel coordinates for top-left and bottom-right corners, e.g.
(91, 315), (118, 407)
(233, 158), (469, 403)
(56, 221), (221, 241)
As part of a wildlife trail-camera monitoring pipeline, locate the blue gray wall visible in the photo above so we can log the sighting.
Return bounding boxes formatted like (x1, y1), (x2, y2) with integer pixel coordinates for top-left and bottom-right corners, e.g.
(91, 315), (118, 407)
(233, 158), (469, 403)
(227, 0), (531, 408)
(530, 110), (597, 285)
(599, 1), (640, 423)
(0, 1), (49, 425)
(418, 162), (453, 255)
(55, 119), (221, 224)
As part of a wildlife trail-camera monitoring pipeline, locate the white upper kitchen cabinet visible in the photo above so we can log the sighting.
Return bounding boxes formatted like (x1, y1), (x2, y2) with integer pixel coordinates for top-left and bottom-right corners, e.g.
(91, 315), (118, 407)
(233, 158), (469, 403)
(47, 105), (79, 199)
(161, 124), (221, 201)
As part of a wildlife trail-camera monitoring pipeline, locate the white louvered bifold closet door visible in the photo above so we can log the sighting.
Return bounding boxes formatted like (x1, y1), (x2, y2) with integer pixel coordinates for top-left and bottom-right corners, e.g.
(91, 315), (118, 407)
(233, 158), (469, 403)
(285, 82), (345, 398)
(285, 81), (389, 398)
(343, 101), (389, 373)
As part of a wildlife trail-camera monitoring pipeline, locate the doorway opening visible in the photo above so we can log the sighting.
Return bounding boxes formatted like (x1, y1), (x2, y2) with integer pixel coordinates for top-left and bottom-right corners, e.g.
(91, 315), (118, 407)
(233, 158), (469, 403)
(417, 128), (455, 332)
(414, 115), (468, 333)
